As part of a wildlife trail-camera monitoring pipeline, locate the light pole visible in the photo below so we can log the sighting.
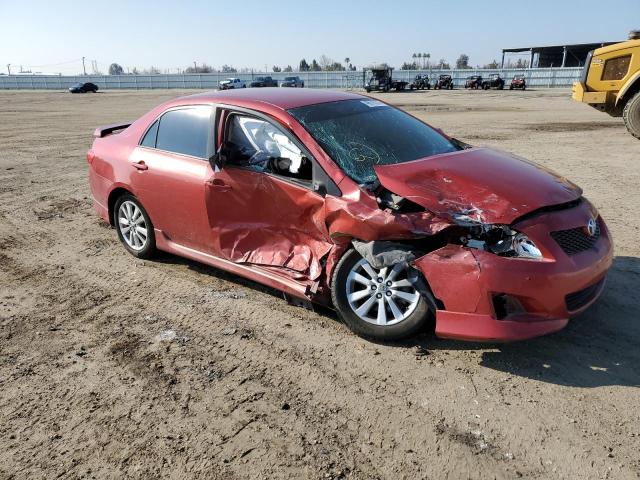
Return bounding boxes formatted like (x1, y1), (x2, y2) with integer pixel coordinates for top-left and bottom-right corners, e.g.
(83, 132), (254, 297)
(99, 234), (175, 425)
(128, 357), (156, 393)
(6, 64), (10, 75)
(82, 57), (86, 75)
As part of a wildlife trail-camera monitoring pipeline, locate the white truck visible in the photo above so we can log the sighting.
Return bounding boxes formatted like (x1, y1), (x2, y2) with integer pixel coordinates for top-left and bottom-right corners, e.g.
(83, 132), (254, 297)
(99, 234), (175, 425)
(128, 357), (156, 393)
(219, 78), (246, 90)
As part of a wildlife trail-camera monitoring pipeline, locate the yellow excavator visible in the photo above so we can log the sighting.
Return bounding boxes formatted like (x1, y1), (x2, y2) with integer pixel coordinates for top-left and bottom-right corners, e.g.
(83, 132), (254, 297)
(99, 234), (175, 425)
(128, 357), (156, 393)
(572, 31), (640, 139)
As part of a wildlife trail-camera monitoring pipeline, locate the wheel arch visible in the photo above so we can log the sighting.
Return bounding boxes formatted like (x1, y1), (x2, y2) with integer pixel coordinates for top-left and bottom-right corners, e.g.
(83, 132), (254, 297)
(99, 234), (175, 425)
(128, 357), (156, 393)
(107, 186), (134, 226)
(328, 240), (443, 312)
(617, 71), (640, 106)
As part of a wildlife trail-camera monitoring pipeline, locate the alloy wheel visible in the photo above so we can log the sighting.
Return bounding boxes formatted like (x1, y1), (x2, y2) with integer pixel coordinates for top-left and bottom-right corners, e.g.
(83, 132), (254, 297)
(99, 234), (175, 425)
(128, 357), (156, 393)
(118, 200), (148, 251)
(345, 259), (420, 326)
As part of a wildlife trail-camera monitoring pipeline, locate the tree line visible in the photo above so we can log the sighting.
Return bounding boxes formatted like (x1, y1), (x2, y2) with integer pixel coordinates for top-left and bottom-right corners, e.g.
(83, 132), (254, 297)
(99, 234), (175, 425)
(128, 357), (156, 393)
(107, 53), (529, 75)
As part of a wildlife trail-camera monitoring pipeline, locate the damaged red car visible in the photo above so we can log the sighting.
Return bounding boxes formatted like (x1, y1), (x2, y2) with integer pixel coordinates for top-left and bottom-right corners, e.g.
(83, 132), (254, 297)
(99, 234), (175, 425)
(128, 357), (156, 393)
(87, 89), (613, 342)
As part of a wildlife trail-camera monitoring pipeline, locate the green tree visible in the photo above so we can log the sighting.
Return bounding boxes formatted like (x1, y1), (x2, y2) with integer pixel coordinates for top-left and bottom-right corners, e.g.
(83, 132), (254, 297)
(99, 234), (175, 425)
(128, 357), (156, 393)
(401, 62), (419, 70)
(437, 58), (450, 69)
(310, 59), (321, 71)
(272, 65), (282, 72)
(283, 65), (293, 72)
(299, 59), (310, 71)
(456, 54), (470, 69)
(108, 63), (124, 75)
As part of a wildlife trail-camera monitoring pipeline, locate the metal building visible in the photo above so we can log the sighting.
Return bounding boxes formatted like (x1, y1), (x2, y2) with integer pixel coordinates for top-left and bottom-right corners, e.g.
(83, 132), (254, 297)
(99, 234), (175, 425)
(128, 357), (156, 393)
(501, 42), (621, 68)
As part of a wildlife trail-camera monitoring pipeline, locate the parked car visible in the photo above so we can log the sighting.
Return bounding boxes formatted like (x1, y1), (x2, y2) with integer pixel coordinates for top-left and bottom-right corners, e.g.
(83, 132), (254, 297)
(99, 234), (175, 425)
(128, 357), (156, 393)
(410, 75), (431, 90)
(434, 74), (454, 90)
(510, 75), (527, 90)
(87, 89), (612, 342)
(69, 82), (98, 93)
(465, 76), (483, 89)
(250, 76), (278, 88)
(482, 73), (505, 90)
(281, 76), (304, 88)
(219, 78), (246, 90)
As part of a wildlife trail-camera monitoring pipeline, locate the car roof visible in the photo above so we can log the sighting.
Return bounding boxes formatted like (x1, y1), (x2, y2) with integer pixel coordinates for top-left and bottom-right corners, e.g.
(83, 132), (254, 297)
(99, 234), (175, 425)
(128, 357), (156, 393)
(182, 88), (364, 110)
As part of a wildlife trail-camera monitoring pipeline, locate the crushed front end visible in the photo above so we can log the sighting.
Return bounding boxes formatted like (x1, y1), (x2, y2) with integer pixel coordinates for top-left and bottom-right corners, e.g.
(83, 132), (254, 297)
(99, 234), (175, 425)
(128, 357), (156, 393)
(412, 198), (613, 341)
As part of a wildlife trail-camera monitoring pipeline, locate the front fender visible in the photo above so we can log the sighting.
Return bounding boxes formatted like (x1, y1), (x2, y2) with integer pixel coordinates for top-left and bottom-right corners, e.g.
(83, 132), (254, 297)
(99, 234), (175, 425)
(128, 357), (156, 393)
(616, 70), (640, 104)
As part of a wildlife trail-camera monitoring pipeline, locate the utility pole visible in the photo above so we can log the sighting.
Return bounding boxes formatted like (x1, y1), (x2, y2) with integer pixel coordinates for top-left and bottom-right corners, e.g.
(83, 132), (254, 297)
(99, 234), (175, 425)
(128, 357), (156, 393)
(6, 64), (10, 75)
(82, 57), (86, 75)
(193, 61), (197, 71)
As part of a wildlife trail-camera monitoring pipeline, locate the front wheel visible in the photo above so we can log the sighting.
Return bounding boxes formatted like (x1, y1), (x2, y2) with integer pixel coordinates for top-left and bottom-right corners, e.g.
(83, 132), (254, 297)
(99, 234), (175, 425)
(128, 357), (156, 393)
(331, 249), (432, 340)
(623, 92), (640, 139)
(114, 194), (156, 259)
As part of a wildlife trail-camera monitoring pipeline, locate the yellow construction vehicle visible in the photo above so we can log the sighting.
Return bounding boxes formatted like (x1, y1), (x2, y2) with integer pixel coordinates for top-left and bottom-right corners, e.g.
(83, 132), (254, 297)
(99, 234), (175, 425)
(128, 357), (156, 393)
(572, 31), (640, 139)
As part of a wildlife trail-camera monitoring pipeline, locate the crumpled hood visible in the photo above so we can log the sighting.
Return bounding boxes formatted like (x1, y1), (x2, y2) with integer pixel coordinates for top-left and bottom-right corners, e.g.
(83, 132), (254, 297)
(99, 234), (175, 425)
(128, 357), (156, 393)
(373, 147), (582, 225)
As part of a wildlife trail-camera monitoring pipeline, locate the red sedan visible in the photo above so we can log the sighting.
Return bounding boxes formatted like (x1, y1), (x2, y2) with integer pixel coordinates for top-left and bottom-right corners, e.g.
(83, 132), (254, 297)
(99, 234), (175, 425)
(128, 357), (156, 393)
(87, 88), (612, 342)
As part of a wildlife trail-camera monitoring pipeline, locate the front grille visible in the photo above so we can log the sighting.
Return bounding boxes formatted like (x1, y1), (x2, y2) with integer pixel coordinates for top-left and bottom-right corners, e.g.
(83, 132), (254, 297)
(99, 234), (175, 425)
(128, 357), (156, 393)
(565, 277), (605, 312)
(550, 222), (600, 255)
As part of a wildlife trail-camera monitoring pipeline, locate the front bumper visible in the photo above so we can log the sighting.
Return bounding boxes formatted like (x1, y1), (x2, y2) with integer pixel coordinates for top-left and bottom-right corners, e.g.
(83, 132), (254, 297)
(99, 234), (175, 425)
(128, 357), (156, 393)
(414, 203), (613, 342)
(572, 81), (610, 105)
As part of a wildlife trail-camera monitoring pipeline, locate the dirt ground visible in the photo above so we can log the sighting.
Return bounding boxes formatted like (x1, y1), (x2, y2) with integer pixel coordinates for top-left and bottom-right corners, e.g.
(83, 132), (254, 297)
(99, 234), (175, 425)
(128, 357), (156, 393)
(1, 88), (639, 480)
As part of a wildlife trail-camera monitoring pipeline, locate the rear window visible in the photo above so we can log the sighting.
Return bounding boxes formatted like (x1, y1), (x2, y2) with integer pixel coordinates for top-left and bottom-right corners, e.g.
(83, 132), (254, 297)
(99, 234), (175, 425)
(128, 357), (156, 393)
(288, 99), (458, 184)
(155, 107), (211, 158)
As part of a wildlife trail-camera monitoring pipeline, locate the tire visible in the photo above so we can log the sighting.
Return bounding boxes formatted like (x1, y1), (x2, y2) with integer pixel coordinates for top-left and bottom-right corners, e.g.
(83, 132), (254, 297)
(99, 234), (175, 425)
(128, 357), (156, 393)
(331, 249), (432, 341)
(623, 92), (640, 139)
(113, 194), (156, 259)
(510, 85), (513, 90)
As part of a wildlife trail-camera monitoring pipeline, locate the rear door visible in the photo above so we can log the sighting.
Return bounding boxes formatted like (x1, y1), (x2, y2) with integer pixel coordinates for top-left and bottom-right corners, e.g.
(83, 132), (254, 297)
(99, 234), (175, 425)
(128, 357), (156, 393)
(130, 105), (216, 251)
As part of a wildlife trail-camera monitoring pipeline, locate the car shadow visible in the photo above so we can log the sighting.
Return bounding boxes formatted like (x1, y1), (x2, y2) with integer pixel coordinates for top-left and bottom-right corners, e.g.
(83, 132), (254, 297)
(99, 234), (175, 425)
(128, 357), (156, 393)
(402, 256), (640, 388)
(154, 250), (639, 388)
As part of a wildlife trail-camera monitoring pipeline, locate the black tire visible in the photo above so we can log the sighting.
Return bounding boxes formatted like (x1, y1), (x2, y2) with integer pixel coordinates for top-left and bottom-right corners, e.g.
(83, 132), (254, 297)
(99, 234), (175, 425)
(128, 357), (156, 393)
(623, 92), (640, 139)
(331, 249), (432, 341)
(113, 194), (156, 259)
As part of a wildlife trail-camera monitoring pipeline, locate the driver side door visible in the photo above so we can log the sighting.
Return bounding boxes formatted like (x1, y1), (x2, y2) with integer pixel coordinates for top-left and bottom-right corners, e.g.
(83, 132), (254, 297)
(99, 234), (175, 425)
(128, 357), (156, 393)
(205, 110), (334, 280)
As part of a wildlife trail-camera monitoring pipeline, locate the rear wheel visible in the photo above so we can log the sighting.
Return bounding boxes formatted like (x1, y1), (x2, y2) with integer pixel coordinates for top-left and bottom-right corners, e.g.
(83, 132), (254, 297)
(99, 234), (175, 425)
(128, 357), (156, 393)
(331, 249), (432, 340)
(114, 194), (156, 259)
(623, 92), (640, 139)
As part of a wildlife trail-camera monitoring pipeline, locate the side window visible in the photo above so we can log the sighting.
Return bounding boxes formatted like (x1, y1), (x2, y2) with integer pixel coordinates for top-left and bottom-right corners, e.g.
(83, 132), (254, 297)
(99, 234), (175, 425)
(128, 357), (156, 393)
(602, 55), (631, 81)
(140, 120), (159, 148)
(224, 114), (311, 181)
(155, 107), (211, 158)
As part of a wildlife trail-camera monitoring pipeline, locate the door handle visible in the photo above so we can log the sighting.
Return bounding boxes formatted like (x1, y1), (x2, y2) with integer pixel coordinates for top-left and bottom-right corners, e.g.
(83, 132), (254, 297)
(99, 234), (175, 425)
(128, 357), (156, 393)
(206, 178), (231, 191)
(132, 161), (148, 171)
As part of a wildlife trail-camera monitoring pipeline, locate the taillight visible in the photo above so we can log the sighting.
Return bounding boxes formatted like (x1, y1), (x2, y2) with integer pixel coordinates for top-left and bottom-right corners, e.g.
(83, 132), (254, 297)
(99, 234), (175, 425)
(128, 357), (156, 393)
(86, 150), (95, 164)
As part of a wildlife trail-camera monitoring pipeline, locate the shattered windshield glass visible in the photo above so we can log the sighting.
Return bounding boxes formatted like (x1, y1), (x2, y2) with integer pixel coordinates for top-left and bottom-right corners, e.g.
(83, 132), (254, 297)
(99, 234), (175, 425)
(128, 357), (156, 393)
(288, 99), (458, 184)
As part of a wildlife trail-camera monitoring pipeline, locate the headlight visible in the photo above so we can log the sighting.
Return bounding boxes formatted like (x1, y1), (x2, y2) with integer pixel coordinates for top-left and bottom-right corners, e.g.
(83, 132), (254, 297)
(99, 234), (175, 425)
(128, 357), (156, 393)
(512, 233), (543, 259)
(461, 225), (544, 260)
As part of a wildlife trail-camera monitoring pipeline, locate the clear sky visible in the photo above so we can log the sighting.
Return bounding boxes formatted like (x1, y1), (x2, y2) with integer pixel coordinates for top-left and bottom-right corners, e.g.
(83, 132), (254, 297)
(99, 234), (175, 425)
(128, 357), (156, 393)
(0, 0), (638, 74)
